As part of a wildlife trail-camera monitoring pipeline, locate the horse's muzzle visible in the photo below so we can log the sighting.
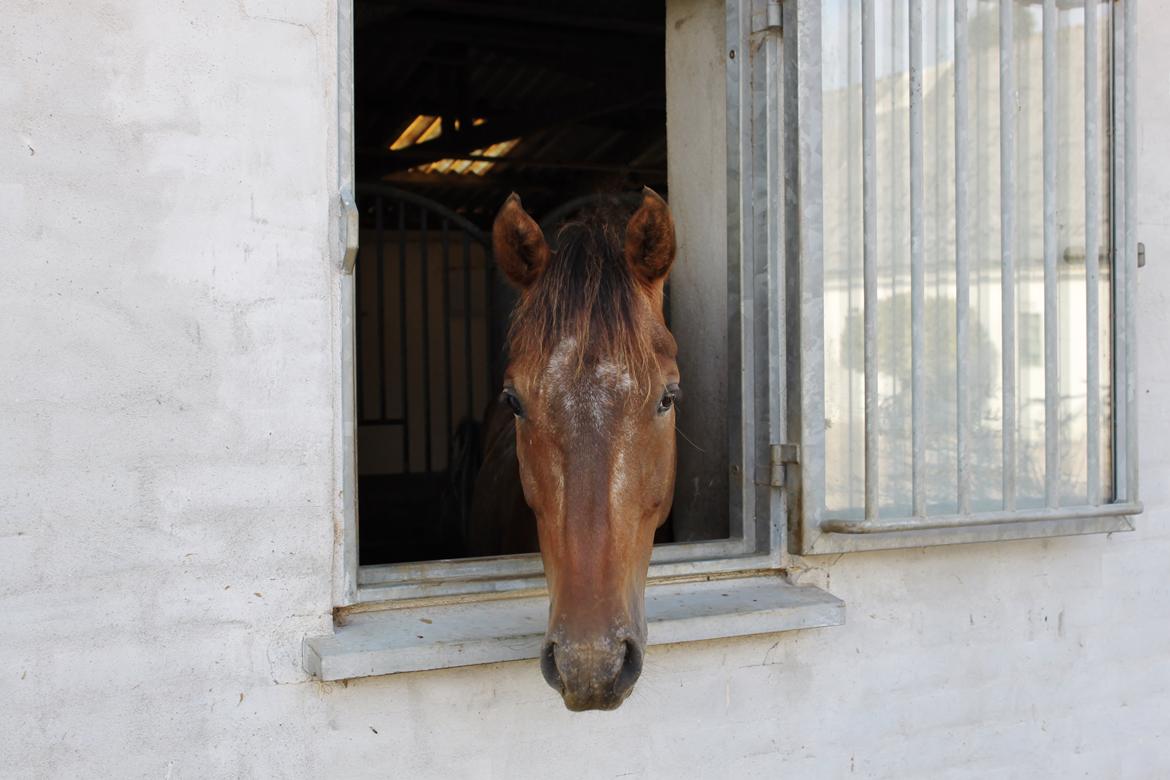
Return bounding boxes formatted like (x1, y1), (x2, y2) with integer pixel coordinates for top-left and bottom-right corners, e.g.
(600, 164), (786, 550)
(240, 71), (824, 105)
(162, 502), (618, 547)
(540, 634), (644, 711)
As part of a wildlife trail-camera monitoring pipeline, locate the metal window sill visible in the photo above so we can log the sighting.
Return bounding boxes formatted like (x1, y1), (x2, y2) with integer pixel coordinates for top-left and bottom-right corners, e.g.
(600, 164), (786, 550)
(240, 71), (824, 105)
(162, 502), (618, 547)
(303, 574), (844, 681)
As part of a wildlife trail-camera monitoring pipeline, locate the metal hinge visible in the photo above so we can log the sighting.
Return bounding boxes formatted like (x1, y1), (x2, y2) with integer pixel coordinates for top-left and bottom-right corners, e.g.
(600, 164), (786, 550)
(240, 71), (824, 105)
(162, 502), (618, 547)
(340, 187), (359, 274)
(767, 443), (799, 488)
(1138, 241), (1146, 268)
(754, 1), (782, 34)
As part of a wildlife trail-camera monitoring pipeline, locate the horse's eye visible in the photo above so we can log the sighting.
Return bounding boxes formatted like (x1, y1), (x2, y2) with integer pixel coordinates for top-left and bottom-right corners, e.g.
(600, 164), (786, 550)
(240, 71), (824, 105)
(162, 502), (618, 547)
(657, 384), (680, 415)
(500, 389), (525, 418)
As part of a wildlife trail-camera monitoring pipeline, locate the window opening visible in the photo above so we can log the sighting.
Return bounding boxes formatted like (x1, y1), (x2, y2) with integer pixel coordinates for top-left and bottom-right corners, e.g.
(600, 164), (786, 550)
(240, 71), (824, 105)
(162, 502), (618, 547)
(352, 0), (731, 565)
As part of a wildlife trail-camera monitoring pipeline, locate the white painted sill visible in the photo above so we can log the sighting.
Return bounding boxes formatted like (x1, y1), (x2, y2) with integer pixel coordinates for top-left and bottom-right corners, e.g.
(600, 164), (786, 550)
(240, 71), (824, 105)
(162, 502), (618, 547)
(303, 574), (844, 681)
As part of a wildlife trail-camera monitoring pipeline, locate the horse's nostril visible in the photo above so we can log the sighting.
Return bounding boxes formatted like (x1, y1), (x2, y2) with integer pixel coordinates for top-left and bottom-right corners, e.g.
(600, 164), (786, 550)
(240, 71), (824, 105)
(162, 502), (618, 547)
(613, 639), (644, 698)
(540, 641), (563, 692)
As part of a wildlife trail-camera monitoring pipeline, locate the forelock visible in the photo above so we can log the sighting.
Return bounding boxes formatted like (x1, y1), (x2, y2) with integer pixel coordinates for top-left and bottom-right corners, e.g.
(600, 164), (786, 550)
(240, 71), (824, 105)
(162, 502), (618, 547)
(507, 211), (660, 391)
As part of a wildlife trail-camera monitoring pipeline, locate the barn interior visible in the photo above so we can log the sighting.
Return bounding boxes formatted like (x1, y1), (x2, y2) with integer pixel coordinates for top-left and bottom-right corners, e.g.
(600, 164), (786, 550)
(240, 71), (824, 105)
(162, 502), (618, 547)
(352, 0), (703, 565)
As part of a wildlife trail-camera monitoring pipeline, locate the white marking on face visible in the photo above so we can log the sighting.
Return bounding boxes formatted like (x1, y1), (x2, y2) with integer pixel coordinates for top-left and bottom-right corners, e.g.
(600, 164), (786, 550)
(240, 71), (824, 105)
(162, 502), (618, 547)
(547, 337), (577, 378)
(594, 361), (634, 393)
(542, 339), (638, 434)
(544, 338), (579, 417)
(577, 385), (607, 431)
(610, 439), (630, 506)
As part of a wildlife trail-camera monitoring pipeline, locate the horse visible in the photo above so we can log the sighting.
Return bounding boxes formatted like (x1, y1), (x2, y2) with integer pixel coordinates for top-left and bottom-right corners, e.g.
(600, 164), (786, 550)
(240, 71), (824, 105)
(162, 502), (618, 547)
(474, 188), (679, 711)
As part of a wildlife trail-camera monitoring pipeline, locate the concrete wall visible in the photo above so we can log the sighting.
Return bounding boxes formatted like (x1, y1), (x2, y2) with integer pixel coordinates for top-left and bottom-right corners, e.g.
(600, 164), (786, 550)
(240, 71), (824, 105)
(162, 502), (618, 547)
(2, 1), (1168, 778)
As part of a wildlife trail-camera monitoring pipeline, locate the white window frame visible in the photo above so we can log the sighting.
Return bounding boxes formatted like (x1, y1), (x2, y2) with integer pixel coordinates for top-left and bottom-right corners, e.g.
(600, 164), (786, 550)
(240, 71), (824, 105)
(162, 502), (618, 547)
(784, 0), (1141, 555)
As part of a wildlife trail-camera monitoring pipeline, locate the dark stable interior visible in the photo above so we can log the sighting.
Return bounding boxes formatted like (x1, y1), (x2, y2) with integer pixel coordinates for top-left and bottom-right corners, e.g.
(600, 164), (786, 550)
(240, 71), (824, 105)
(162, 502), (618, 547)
(353, 0), (675, 565)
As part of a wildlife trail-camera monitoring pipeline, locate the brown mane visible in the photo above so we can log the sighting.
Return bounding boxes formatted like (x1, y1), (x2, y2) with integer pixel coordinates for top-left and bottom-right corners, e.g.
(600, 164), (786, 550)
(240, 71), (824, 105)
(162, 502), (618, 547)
(506, 210), (659, 388)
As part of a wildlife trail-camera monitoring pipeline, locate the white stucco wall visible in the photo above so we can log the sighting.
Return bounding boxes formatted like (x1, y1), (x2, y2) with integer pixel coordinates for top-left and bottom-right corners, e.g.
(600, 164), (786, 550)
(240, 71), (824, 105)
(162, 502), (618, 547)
(2, 2), (1168, 778)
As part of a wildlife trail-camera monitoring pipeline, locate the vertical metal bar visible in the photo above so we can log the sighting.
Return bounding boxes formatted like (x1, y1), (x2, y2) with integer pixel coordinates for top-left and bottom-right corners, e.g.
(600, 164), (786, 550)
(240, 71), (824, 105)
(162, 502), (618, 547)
(933, 2), (946, 371)
(1085, 0), (1101, 505)
(1124, 0), (1138, 502)
(463, 232), (474, 421)
(486, 263), (498, 393)
(354, 229), (365, 426)
(398, 202), (410, 472)
(792, 0), (826, 550)
(732, 0), (760, 553)
(910, 0), (926, 518)
(1042, 0), (1059, 508)
(1000, 0), (1017, 511)
(1112, 0), (1126, 503)
(862, 0), (878, 521)
(764, 0), (786, 560)
(846, 3), (858, 511)
(928, 0), (947, 489)
(376, 197), (387, 421)
(891, 0), (903, 408)
(441, 218), (453, 459)
(420, 207), (433, 473)
(336, 0), (359, 608)
(955, 0), (971, 515)
(973, 2), (988, 384)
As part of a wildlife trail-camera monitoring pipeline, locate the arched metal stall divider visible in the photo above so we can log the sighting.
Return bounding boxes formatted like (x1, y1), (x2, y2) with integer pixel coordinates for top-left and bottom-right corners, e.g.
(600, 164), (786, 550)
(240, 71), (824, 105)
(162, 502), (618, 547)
(353, 184), (508, 564)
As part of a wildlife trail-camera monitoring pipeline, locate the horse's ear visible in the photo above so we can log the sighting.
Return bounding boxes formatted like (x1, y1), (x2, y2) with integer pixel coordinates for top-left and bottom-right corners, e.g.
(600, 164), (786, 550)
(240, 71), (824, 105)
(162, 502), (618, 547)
(492, 193), (549, 289)
(624, 187), (676, 286)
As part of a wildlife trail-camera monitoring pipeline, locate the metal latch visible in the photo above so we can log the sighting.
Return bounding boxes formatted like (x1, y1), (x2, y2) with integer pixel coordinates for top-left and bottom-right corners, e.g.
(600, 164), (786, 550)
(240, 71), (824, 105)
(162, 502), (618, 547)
(767, 443), (799, 488)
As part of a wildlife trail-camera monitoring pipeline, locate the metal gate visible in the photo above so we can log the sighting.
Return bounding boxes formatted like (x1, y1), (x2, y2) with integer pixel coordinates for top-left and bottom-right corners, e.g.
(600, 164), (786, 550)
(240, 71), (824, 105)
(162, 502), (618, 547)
(354, 185), (509, 562)
(354, 185), (505, 477)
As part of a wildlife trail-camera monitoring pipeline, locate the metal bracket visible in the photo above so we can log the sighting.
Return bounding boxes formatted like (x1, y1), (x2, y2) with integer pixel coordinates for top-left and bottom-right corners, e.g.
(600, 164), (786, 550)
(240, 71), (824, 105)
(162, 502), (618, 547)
(340, 187), (359, 274)
(765, 443), (800, 488)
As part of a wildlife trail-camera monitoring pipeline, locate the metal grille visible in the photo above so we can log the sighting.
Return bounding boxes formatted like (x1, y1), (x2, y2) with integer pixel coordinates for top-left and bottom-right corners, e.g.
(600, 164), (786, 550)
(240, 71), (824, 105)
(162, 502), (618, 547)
(789, 0), (1140, 553)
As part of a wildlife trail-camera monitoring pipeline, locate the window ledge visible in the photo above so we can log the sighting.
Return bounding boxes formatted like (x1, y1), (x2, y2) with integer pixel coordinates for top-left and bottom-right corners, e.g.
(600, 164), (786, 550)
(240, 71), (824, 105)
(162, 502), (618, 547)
(303, 574), (844, 681)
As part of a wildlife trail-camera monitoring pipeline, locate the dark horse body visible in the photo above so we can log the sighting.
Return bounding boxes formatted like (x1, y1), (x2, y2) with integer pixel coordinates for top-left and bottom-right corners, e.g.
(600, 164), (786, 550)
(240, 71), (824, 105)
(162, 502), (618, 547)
(471, 190), (679, 710)
(467, 397), (538, 556)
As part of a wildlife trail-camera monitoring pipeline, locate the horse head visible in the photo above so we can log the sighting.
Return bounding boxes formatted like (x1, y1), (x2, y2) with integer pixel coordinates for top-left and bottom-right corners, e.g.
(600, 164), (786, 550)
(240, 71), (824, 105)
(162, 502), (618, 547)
(492, 189), (679, 711)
